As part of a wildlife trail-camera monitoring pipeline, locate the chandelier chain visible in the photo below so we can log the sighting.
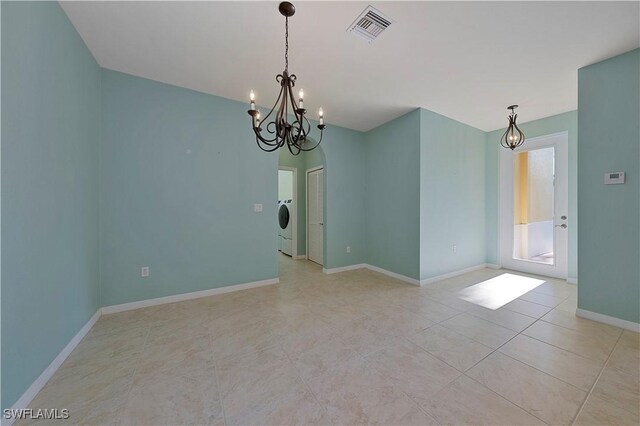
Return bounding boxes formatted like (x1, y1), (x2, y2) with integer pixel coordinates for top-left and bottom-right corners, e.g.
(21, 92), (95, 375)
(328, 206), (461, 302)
(284, 17), (289, 72)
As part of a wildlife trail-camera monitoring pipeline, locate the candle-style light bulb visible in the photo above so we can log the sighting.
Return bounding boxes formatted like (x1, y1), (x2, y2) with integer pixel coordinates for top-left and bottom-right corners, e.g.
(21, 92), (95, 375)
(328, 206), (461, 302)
(318, 108), (324, 125)
(298, 89), (304, 109)
(249, 90), (256, 111)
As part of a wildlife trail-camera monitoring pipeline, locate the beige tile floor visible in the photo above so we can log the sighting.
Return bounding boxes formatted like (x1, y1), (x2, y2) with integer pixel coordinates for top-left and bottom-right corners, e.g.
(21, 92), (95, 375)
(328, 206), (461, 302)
(21, 255), (639, 425)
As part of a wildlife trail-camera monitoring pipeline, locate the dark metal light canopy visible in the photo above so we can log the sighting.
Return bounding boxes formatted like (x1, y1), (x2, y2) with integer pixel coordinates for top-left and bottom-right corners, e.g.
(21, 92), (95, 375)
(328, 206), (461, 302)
(247, 1), (325, 155)
(500, 105), (525, 150)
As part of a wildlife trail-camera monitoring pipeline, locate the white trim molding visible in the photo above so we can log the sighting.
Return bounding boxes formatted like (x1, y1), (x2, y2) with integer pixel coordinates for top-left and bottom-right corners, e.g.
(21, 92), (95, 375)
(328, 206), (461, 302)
(6, 309), (102, 425)
(323, 264), (366, 274)
(102, 278), (279, 314)
(364, 264), (421, 286)
(567, 277), (578, 284)
(293, 254), (307, 260)
(486, 263), (501, 270)
(322, 263), (420, 286)
(323, 263), (499, 287)
(576, 308), (640, 332)
(420, 264), (489, 286)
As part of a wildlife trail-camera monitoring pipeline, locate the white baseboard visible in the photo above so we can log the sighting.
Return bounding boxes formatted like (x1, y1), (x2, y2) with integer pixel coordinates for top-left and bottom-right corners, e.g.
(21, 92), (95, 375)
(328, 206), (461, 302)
(322, 263), (497, 288)
(6, 309), (102, 425)
(364, 264), (421, 286)
(293, 255), (306, 260)
(322, 263), (420, 286)
(486, 263), (501, 270)
(576, 308), (640, 332)
(420, 264), (489, 286)
(102, 278), (279, 314)
(567, 277), (578, 284)
(323, 264), (366, 274)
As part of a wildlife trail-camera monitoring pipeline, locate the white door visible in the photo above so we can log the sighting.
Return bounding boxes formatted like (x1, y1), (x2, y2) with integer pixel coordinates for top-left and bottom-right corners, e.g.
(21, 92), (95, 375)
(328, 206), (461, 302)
(500, 132), (568, 278)
(307, 168), (324, 265)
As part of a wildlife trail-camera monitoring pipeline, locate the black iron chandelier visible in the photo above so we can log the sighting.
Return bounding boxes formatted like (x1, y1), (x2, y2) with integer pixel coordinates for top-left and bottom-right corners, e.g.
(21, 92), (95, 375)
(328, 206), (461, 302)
(247, 2), (325, 155)
(500, 105), (525, 150)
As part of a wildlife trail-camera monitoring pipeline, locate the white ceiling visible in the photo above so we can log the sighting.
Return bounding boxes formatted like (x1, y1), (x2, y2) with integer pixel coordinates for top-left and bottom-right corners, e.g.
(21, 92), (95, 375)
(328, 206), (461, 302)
(61, 1), (639, 132)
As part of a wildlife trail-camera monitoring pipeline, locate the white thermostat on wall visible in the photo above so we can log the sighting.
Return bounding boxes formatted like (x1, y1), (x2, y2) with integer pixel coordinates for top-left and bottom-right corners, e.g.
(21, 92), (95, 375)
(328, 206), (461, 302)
(604, 172), (625, 185)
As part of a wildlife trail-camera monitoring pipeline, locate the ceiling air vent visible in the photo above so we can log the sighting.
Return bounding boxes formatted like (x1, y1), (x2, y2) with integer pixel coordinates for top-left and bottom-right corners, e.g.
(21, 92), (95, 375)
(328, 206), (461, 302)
(347, 5), (393, 43)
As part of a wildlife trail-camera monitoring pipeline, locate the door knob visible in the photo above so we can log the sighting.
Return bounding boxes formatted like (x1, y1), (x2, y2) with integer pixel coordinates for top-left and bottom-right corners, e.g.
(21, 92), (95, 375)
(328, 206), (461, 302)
(555, 224), (567, 229)
(561, 215), (567, 220)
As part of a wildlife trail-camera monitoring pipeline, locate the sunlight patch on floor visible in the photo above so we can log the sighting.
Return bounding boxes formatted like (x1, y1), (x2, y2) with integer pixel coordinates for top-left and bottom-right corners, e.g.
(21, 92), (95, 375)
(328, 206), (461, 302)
(456, 273), (545, 310)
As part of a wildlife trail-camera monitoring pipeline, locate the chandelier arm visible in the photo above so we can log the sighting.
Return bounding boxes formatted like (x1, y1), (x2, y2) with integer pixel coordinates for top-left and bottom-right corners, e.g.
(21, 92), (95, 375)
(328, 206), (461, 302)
(302, 114), (312, 135)
(286, 133), (302, 156)
(277, 76), (293, 141)
(296, 129), (323, 151)
(285, 81), (308, 145)
(254, 132), (280, 146)
(255, 135), (284, 152)
(259, 81), (286, 128)
(500, 126), (511, 149)
(253, 121), (279, 145)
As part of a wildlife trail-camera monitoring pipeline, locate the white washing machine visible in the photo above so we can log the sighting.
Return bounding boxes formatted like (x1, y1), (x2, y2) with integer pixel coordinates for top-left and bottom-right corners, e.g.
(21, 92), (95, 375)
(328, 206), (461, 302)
(278, 199), (293, 256)
(277, 200), (284, 252)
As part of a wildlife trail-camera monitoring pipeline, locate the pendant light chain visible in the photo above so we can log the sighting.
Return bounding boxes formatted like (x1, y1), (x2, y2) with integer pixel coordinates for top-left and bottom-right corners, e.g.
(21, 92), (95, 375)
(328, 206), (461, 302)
(284, 17), (289, 72)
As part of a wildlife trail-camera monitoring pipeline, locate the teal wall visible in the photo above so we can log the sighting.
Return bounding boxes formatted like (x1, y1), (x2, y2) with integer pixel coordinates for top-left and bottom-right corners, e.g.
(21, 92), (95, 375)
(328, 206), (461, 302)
(420, 109), (486, 280)
(1, 1), (101, 409)
(314, 125), (365, 269)
(364, 110), (421, 279)
(101, 70), (364, 305)
(577, 49), (639, 323)
(100, 70), (278, 306)
(486, 110), (578, 280)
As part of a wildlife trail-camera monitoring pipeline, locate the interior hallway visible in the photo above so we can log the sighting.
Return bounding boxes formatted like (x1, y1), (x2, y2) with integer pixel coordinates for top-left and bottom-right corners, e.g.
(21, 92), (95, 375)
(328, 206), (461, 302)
(20, 254), (639, 425)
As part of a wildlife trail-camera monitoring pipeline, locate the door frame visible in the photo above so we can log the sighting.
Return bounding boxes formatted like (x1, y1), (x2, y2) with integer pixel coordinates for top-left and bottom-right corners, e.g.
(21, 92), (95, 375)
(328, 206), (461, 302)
(499, 131), (569, 279)
(278, 166), (297, 258)
(306, 166), (324, 265)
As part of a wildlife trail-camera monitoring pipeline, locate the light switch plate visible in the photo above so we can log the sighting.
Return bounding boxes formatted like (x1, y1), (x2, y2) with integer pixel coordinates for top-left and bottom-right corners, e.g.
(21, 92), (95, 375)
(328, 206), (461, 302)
(604, 172), (625, 185)
(254, 203), (263, 213)
(141, 266), (149, 277)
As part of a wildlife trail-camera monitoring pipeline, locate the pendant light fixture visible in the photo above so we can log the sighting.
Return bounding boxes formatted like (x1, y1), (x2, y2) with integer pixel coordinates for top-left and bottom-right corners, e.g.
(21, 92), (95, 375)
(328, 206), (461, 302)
(500, 105), (525, 150)
(247, 2), (325, 155)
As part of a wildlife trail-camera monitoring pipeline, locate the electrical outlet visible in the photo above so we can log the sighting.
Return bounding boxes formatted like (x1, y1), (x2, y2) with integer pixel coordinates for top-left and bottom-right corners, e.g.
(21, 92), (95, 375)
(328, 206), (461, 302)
(452, 245), (457, 253)
(141, 266), (149, 277)
(346, 246), (351, 253)
(254, 203), (263, 213)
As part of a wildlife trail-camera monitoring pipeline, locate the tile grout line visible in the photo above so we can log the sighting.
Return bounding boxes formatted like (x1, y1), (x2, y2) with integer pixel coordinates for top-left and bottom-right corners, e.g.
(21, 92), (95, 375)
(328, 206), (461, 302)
(452, 314), (604, 424)
(569, 330), (624, 425)
(459, 373), (552, 426)
(519, 319), (623, 364)
(361, 335), (448, 426)
(275, 338), (335, 425)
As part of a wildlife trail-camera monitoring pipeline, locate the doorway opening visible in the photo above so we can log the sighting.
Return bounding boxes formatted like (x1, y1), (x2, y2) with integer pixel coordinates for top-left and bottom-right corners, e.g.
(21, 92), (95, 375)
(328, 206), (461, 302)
(277, 145), (326, 268)
(306, 166), (324, 266)
(278, 168), (296, 258)
(500, 132), (568, 279)
(513, 147), (555, 265)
